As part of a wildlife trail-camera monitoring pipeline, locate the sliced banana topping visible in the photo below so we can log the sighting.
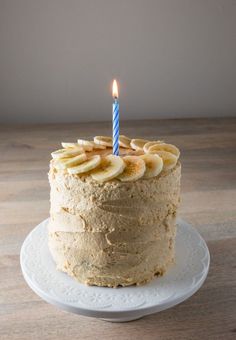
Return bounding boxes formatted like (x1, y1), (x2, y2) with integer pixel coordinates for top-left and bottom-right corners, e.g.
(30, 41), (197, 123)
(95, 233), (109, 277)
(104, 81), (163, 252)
(91, 155), (125, 182)
(77, 139), (106, 150)
(153, 151), (177, 170)
(118, 148), (133, 156)
(51, 149), (67, 159)
(130, 139), (149, 151)
(118, 156), (146, 182)
(143, 141), (164, 153)
(90, 142), (106, 150)
(77, 139), (94, 147)
(119, 135), (131, 148)
(62, 142), (93, 152)
(61, 142), (79, 148)
(54, 153), (87, 169)
(125, 149), (144, 156)
(148, 143), (180, 158)
(53, 158), (68, 169)
(140, 154), (163, 178)
(75, 139), (94, 151)
(51, 146), (84, 159)
(94, 136), (113, 147)
(68, 155), (101, 175)
(51, 136), (180, 181)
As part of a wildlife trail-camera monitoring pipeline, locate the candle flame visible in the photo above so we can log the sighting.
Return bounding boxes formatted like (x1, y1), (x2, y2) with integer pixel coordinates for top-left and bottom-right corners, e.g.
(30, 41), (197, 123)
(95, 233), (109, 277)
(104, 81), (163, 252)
(112, 79), (119, 99)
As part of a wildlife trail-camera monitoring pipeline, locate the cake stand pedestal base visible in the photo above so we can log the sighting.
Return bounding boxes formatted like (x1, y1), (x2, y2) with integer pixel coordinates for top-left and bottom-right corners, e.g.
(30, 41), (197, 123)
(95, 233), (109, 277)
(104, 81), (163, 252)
(20, 218), (210, 322)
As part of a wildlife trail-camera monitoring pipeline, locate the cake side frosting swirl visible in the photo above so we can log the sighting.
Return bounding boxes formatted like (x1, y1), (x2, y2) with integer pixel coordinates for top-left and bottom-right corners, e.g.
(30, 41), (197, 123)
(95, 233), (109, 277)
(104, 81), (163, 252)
(48, 162), (181, 287)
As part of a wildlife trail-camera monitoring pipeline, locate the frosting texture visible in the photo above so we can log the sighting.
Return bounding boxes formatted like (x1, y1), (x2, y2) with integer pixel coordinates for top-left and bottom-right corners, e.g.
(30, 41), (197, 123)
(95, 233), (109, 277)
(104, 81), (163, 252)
(48, 160), (181, 287)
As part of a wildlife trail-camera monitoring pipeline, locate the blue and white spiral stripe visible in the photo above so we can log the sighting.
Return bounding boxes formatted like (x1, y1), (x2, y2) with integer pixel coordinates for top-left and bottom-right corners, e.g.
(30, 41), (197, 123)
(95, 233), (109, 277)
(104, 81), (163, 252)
(113, 100), (119, 156)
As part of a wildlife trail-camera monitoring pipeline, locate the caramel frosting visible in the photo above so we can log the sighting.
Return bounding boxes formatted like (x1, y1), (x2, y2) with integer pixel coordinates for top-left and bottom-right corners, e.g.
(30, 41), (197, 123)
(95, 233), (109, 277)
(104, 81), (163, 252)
(48, 136), (181, 287)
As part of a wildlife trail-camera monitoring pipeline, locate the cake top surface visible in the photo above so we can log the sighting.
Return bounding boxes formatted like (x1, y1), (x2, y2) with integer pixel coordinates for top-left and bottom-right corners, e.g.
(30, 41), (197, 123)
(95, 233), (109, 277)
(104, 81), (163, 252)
(50, 136), (180, 182)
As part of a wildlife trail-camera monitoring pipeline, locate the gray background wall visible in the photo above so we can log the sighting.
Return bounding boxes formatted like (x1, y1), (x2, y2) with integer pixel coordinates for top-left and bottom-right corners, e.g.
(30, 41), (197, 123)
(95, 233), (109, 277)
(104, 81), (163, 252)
(0, 0), (236, 124)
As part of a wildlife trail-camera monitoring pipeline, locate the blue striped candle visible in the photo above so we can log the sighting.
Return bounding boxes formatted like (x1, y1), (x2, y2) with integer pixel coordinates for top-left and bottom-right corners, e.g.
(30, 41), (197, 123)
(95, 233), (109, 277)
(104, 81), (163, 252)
(112, 79), (119, 156)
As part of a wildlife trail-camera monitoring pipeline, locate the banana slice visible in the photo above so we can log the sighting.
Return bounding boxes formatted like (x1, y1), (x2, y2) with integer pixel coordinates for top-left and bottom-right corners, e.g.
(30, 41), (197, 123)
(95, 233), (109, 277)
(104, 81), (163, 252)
(153, 151), (177, 170)
(130, 139), (149, 151)
(68, 155), (101, 175)
(143, 141), (164, 153)
(119, 135), (131, 148)
(51, 147), (84, 159)
(94, 136), (113, 147)
(61, 142), (93, 152)
(91, 155), (125, 182)
(125, 149), (144, 156)
(148, 143), (180, 158)
(51, 148), (70, 159)
(91, 142), (106, 150)
(53, 158), (68, 169)
(61, 142), (78, 148)
(54, 153), (87, 169)
(140, 154), (163, 178)
(76, 139), (95, 151)
(77, 139), (94, 147)
(118, 156), (146, 182)
(118, 148), (133, 156)
(77, 139), (106, 150)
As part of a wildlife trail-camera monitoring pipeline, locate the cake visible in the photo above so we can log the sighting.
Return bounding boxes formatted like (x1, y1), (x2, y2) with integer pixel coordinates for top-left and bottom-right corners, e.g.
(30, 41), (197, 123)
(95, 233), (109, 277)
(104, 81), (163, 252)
(48, 136), (181, 287)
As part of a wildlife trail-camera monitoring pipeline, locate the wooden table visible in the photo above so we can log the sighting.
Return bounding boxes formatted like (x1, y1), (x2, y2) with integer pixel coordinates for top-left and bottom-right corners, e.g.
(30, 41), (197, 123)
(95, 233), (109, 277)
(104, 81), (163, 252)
(0, 118), (236, 340)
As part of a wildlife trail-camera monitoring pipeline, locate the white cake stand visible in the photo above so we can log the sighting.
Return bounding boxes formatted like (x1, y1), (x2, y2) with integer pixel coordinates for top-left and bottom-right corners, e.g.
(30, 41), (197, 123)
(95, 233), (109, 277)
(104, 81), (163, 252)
(20, 218), (210, 322)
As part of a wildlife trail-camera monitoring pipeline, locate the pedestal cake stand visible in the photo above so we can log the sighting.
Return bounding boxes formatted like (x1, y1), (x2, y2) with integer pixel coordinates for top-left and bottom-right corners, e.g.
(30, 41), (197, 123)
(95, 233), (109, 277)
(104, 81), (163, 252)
(20, 218), (210, 322)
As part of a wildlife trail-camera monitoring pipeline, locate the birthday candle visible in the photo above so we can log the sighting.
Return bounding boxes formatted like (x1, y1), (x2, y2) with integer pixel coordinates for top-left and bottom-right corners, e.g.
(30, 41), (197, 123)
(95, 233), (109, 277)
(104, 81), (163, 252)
(112, 79), (119, 156)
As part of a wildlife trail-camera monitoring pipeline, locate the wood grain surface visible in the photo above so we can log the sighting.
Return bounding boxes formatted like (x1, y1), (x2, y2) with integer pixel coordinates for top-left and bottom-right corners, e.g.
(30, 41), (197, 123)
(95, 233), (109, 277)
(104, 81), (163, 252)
(0, 118), (236, 340)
